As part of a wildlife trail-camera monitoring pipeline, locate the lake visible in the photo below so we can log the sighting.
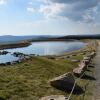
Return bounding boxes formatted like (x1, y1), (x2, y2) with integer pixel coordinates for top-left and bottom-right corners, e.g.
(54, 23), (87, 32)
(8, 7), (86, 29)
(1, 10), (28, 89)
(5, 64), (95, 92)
(0, 53), (19, 63)
(0, 41), (86, 63)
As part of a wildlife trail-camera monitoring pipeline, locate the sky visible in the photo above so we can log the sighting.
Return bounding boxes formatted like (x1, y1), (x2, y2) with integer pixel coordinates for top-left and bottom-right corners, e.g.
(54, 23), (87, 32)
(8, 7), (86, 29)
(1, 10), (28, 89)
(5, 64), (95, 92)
(0, 0), (100, 36)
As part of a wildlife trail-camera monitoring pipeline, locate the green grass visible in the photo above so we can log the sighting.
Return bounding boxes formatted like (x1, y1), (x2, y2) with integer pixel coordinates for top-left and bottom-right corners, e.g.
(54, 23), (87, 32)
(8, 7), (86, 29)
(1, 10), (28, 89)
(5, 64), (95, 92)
(0, 56), (77, 100)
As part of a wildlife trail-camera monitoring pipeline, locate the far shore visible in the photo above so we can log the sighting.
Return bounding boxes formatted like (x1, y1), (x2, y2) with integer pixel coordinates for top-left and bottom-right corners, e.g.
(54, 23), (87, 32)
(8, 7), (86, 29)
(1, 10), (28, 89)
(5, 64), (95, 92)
(0, 41), (31, 50)
(0, 39), (76, 50)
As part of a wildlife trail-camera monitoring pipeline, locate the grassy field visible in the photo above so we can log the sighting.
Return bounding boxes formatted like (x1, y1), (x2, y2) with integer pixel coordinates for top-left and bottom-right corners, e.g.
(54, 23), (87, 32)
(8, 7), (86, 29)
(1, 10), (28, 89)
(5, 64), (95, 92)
(0, 40), (98, 100)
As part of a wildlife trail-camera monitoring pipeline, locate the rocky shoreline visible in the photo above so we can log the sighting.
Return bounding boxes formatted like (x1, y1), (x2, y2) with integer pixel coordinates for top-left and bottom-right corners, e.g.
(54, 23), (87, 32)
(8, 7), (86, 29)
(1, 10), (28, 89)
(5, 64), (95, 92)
(0, 50), (9, 55)
(0, 51), (34, 66)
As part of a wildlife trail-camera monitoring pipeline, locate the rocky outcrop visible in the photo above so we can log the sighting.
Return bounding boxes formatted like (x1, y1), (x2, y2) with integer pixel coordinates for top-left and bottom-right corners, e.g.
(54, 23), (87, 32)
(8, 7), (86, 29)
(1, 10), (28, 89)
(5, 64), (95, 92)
(0, 51), (9, 55)
(13, 52), (25, 57)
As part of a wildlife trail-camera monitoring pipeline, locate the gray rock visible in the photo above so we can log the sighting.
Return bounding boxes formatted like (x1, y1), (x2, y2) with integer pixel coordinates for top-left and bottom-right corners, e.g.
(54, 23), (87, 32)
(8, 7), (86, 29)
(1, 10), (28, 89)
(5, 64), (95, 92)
(73, 61), (87, 77)
(6, 62), (11, 65)
(39, 95), (68, 100)
(49, 73), (83, 93)
(71, 59), (80, 62)
(0, 63), (6, 66)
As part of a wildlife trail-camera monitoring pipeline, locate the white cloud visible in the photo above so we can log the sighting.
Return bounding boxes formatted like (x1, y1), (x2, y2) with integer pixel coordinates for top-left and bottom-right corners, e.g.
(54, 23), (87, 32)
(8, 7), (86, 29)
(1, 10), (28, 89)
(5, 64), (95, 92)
(27, 7), (36, 13)
(35, 0), (100, 23)
(0, 0), (7, 5)
(39, 3), (69, 19)
(28, 1), (33, 5)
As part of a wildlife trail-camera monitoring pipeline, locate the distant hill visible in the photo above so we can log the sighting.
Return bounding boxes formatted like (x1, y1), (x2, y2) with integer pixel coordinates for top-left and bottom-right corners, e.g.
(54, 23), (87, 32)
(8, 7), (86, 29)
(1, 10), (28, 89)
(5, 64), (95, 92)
(0, 35), (60, 44)
(58, 34), (100, 39)
(1, 34), (99, 44)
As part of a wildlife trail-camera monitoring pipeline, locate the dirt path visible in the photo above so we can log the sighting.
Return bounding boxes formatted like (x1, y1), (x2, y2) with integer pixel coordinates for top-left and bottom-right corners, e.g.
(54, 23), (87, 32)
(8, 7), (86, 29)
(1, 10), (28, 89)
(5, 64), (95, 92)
(93, 44), (100, 100)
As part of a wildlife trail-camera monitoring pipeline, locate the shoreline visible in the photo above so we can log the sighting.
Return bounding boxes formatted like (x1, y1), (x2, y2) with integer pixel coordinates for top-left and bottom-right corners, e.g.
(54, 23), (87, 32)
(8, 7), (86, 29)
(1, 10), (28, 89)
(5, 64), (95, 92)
(0, 41), (31, 50)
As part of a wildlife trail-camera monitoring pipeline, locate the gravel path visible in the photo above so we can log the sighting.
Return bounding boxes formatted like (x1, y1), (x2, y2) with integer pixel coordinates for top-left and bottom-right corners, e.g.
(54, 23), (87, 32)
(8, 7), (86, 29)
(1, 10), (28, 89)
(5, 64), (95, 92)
(93, 45), (100, 100)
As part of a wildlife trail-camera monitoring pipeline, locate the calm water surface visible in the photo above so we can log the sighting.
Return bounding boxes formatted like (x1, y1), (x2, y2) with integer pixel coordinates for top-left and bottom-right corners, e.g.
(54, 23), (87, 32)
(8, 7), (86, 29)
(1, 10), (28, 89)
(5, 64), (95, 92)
(0, 41), (86, 63)
(7, 41), (86, 55)
(0, 53), (19, 63)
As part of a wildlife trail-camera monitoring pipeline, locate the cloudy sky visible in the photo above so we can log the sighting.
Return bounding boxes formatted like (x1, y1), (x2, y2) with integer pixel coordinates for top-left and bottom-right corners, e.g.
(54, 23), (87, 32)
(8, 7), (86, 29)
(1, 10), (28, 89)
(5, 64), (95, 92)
(0, 0), (100, 36)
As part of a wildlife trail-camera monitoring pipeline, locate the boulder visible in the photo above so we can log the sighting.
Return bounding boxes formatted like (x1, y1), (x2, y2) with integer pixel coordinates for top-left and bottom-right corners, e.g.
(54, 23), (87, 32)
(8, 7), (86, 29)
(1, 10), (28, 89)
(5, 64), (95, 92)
(78, 61), (87, 70)
(48, 57), (55, 59)
(83, 57), (91, 60)
(11, 61), (17, 65)
(61, 56), (70, 59)
(13, 52), (25, 57)
(62, 56), (70, 59)
(90, 52), (96, 58)
(6, 62), (11, 65)
(39, 95), (68, 100)
(0, 51), (9, 55)
(25, 56), (30, 59)
(15, 60), (21, 63)
(80, 53), (85, 55)
(87, 52), (96, 59)
(73, 61), (87, 77)
(71, 59), (80, 62)
(49, 73), (75, 92)
(72, 54), (77, 56)
(49, 73), (83, 93)
(73, 68), (84, 77)
(0, 63), (6, 66)
(83, 60), (90, 65)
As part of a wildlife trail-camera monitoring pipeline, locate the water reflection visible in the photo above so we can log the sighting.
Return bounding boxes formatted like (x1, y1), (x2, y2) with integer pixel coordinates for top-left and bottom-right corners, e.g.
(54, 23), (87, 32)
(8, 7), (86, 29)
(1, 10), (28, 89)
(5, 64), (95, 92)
(7, 41), (86, 55)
